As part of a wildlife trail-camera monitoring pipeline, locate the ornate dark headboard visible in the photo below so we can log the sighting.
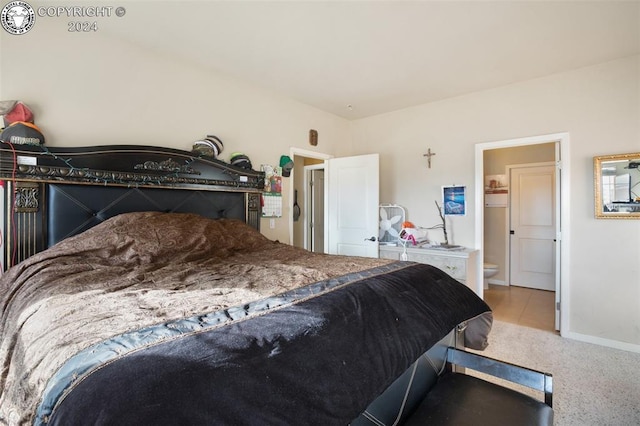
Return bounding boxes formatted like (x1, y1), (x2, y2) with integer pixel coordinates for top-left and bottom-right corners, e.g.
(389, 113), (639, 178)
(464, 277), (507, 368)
(0, 143), (264, 270)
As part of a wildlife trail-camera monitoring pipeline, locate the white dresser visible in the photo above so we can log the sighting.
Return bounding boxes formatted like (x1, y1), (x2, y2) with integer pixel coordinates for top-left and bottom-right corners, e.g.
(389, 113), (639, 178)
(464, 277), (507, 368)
(379, 245), (480, 294)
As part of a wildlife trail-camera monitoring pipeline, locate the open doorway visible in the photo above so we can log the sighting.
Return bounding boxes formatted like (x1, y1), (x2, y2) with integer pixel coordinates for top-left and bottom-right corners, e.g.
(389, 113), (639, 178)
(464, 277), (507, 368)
(289, 148), (331, 250)
(304, 165), (325, 252)
(483, 147), (555, 290)
(485, 148), (556, 332)
(289, 149), (380, 258)
(475, 132), (570, 335)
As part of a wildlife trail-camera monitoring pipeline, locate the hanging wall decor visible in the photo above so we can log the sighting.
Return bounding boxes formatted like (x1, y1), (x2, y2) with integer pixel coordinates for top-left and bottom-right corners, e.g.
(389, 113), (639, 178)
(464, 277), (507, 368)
(261, 164), (282, 218)
(442, 185), (466, 216)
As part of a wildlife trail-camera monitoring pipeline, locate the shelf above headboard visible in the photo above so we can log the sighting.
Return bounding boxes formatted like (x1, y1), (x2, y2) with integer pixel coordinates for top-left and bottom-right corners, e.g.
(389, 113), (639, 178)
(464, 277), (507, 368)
(0, 143), (264, 192)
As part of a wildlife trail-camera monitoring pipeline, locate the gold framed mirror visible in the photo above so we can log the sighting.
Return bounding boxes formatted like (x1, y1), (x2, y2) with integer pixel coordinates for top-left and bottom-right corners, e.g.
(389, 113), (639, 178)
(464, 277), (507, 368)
(594, 152), (640, 219)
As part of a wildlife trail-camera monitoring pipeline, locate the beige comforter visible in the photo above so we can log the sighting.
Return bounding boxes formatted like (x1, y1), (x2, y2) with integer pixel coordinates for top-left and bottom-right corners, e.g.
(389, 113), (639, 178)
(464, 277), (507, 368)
(0, 212), (389, 425)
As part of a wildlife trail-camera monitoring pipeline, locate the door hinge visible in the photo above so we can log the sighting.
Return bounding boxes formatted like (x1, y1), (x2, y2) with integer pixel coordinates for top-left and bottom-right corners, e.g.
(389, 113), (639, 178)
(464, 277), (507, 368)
(556, 302), (561, 311)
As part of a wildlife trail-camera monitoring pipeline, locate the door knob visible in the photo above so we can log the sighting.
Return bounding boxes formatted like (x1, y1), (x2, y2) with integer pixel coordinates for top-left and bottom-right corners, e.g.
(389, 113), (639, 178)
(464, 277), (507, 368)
(364, 236), (376, 241)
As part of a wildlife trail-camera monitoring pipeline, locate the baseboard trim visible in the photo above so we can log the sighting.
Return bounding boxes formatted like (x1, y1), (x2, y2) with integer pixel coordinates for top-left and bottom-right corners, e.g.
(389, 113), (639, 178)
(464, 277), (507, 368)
(488, 279), (507, 286)
(563, 331), (640, 354)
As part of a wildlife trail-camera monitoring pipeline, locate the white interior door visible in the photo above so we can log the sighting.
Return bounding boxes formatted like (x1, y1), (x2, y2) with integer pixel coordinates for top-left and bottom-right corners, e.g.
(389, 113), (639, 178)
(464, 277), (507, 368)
(510, 164), (556, 291)
(326, 154), (379, 257)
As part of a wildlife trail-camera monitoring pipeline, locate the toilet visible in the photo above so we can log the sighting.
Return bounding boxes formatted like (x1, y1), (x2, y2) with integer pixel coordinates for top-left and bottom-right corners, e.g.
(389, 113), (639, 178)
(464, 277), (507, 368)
(483, 262), (499, 289)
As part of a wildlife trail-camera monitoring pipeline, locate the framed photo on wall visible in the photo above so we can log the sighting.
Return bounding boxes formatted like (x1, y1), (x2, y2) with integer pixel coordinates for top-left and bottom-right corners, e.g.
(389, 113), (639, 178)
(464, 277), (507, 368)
(442, 185), (466, 216)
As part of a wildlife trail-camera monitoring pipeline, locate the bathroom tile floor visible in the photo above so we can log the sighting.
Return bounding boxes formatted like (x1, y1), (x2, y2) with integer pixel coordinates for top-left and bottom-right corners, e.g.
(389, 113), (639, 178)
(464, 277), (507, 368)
(483, 284), (556, 332)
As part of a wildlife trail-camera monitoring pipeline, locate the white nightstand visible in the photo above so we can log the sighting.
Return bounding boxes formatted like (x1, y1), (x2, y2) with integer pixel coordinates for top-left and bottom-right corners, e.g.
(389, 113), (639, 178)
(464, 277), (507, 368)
(379, 244), (479, 294)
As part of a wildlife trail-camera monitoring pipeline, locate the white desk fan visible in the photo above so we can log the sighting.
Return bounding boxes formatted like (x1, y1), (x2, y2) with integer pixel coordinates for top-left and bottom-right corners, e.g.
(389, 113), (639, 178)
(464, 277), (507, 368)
(379, 204), (405, 245)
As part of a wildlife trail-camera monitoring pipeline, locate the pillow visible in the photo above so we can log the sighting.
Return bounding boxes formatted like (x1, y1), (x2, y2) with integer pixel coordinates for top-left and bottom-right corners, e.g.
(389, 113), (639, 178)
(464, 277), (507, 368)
(55, 212), (272, 267)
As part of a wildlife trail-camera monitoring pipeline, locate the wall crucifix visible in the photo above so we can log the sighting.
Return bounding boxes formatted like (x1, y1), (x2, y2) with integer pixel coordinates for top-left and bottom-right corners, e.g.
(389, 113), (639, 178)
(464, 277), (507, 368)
(423, 148), (436, 168)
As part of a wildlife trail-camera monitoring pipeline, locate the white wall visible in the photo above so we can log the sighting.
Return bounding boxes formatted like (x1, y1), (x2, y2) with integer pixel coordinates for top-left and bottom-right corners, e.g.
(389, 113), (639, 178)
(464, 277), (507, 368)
(350, 55), (640, 350)
(0, 15), (350, 243)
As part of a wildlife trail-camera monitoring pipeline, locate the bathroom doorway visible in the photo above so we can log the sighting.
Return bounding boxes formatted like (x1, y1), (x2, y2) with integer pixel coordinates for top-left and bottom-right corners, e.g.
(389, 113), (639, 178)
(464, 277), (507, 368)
(475, 132), (570, 333)
(483, 150), (555, 288)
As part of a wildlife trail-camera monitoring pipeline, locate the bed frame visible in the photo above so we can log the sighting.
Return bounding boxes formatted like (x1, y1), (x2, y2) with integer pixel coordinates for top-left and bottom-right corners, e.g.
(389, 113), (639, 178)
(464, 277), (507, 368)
(1, 143), (531, 426)
(0, 142), (264, 270)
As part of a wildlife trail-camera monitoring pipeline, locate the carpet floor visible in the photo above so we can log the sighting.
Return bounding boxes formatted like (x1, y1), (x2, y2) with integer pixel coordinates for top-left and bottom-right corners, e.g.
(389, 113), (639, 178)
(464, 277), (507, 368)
(470, 320), (640, 426)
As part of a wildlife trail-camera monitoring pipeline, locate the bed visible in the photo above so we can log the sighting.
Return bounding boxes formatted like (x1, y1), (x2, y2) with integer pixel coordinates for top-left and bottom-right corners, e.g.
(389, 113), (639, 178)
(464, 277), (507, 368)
(0, 142), (492, 425)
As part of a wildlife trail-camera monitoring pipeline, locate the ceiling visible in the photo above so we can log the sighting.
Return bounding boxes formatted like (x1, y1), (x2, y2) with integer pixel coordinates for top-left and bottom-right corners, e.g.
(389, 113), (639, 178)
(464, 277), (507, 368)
(106, 1), (640, 120)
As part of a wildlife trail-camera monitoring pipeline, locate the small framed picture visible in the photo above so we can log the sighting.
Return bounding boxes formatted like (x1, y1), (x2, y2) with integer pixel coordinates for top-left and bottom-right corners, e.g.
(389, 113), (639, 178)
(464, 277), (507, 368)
(442, 185), (466, 216)
(484, 174), (508, 194)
